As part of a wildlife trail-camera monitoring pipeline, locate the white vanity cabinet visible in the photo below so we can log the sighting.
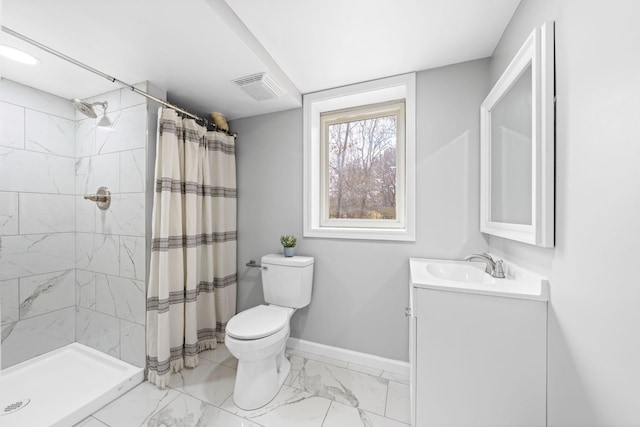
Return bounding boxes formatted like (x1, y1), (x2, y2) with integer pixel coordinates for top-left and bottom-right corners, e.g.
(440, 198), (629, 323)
(409, 258), (549, 427)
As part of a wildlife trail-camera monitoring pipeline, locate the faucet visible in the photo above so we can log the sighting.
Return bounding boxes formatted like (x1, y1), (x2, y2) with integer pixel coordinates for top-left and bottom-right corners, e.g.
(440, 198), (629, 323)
(464, 253), (505, 278)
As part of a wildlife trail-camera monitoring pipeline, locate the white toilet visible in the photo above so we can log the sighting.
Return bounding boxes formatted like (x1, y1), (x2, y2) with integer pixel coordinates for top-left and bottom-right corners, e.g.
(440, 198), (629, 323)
(225, 254), (314, 410)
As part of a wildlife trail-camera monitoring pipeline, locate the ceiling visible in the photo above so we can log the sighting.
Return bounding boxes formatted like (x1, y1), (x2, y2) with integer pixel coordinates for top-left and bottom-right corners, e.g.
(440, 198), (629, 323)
(0, 0), (520, 121)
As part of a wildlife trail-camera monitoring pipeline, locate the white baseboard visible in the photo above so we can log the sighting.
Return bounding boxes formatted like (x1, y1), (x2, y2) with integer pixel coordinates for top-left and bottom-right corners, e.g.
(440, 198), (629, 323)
(286, 337), (409, 376)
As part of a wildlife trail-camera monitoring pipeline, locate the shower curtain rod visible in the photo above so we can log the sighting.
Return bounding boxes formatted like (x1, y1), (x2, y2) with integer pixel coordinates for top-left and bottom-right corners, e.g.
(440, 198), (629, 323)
(1, 26), (237, 137)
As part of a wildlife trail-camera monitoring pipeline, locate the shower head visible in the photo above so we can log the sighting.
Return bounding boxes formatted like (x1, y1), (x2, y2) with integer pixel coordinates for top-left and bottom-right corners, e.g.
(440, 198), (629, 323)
(71, 99), (112, 128)
(71, 98), (98, 118)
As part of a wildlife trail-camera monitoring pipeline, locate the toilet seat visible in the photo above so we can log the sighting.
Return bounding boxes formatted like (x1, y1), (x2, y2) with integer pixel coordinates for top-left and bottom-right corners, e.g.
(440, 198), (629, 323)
(226, 305), (291, 340)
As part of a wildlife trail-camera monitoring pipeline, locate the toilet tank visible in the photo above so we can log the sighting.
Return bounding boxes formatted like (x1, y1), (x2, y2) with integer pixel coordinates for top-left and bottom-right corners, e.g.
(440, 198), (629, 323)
(261, 254), (314, 308)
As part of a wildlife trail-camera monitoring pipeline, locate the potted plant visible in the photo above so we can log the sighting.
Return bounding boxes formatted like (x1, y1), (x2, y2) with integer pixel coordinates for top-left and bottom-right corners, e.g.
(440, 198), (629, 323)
(280, 234), (297, 257)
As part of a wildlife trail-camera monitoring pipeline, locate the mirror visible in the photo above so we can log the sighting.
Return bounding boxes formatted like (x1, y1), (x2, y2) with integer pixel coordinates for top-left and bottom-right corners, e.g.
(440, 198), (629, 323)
(490, 64), (532, 225)
(480, 21), (555, 247)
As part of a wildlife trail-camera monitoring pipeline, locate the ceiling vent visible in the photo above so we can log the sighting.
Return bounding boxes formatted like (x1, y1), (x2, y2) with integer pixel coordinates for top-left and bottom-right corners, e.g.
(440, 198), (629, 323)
(233, 72), (285, 101)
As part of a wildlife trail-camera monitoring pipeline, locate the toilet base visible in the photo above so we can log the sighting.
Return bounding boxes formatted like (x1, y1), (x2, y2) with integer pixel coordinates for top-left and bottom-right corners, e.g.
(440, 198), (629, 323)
(225, 305), (297, 410)
(232, 349), (291, 410)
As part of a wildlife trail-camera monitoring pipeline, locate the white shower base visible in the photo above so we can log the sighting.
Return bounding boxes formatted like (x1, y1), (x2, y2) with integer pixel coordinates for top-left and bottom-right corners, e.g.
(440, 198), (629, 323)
(0, 343), (144, 427)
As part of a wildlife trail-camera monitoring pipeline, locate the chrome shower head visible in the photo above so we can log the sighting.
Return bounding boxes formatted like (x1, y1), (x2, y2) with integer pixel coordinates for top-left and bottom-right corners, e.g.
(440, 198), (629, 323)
(71, 99), (112, 129)
(71, 98), (98, 118)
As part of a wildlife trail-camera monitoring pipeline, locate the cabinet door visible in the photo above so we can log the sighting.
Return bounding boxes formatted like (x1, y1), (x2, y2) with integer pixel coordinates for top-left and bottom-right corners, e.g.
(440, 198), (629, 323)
(414, 288), (546, 427)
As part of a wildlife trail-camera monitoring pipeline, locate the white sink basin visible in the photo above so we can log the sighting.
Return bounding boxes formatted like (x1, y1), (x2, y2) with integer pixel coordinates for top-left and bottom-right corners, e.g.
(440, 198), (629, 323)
(426, 262), (496, 285)
(409, 258), (549, 301)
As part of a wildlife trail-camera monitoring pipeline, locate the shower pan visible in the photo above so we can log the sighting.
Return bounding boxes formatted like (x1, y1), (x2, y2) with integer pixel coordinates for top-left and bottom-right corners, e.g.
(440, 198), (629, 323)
(0, 344), (143, 426)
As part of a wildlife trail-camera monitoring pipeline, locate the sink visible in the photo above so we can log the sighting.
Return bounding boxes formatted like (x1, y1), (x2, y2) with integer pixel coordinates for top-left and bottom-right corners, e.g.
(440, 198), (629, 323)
(409, 258), (550, 301)
(425, 262), (496, 285)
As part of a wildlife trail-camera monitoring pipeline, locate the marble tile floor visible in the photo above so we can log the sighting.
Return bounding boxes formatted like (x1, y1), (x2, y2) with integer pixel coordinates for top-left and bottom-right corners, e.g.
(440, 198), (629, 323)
(76, 343), (410, 427)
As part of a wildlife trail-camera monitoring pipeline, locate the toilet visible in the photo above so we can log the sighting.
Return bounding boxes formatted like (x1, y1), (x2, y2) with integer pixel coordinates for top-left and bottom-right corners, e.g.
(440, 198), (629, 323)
(225, 254), (314, 410)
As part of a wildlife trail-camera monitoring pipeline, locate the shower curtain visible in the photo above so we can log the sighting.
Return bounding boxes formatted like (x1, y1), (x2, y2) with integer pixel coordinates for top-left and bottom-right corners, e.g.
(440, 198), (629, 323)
(146, 108), (237, 388)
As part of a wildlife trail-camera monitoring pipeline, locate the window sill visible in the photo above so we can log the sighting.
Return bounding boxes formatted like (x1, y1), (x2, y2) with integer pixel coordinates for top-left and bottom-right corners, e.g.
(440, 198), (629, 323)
(304, 225), (415, 242)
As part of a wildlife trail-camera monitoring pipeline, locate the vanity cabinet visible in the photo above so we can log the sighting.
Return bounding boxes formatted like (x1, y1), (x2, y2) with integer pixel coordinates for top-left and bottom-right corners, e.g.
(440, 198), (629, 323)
(409, 258), (548, 427)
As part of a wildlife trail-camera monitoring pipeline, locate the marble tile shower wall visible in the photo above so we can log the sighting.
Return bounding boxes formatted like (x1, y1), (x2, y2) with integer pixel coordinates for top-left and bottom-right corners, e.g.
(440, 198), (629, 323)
(74, 85), (147, 368)
(0, 79), (148, 369)
(0, 80), (77, 369)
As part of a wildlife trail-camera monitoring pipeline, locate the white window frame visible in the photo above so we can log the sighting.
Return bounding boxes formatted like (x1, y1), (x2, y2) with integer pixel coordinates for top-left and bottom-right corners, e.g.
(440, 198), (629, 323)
(303, 73), (416, 241)
(320, 100), (406, 229)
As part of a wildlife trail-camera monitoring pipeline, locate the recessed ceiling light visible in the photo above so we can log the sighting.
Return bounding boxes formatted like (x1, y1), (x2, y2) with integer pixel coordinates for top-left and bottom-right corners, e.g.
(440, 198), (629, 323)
(0, 45), (40, 65)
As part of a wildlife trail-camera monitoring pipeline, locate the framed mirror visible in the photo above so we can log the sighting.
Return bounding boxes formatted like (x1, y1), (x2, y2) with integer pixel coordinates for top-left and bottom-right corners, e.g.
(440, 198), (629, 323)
(480, 21), (555, 247)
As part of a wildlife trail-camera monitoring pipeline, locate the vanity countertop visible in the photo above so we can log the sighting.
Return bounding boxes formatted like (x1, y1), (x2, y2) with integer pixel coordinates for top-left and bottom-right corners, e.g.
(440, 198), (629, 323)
(410, 257), (549, 302)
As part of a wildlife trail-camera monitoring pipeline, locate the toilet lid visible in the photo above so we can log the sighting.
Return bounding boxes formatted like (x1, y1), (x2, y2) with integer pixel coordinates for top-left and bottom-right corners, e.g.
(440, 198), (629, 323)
(226, 305), (289, 340)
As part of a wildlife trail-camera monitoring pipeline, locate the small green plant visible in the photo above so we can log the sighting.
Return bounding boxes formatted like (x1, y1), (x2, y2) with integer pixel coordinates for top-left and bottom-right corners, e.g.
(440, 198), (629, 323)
(280, 234), (297, 248)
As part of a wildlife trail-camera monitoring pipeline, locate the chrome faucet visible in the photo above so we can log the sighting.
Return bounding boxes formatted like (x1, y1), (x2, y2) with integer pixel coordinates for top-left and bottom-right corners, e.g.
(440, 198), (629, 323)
(464, 253), (505, 278)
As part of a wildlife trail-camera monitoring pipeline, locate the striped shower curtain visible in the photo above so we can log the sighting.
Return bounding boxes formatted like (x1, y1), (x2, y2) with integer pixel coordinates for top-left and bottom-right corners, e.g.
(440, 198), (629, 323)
(146, 108), (237, 388)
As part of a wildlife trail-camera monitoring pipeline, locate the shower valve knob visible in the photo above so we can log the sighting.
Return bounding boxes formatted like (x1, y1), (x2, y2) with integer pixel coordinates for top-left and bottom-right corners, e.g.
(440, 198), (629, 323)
(84, 186), (111, 210)
(84, 194), (107, 202)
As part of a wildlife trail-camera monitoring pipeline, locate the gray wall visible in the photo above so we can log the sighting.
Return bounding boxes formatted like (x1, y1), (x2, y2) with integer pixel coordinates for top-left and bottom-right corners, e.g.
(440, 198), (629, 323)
(488, 1), (640, 425)
(232, 58), (490, 361)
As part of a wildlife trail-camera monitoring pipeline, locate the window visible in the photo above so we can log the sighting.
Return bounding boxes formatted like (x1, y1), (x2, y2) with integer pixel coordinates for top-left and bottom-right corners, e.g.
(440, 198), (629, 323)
(303, 74), (416, 241)
(321, 100), (405, 226)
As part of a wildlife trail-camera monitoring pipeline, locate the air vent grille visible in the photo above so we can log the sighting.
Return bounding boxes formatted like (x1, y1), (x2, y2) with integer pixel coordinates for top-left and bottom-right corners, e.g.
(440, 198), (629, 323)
(232, 72), (285, 101)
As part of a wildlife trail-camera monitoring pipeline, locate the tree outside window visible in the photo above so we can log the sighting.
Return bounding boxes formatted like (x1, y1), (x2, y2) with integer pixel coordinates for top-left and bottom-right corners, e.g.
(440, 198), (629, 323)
(327, 114), (397, 220)
(321, 100), (404, 225)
